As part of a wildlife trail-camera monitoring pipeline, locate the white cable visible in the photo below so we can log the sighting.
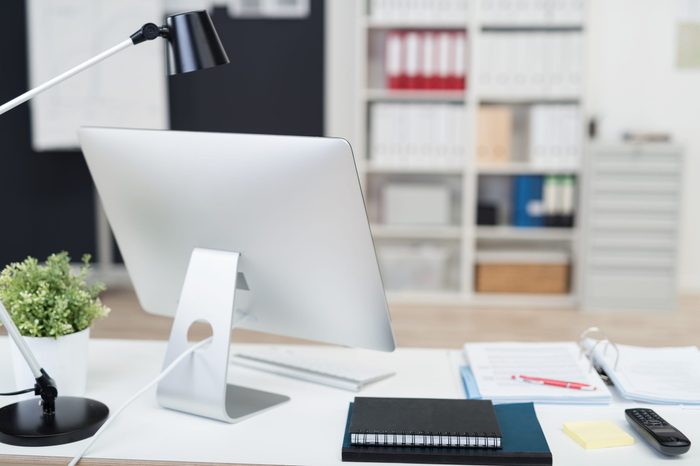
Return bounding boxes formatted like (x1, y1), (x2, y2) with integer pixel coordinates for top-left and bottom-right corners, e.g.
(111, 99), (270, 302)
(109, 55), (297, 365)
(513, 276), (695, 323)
(68, 337), (213, 466)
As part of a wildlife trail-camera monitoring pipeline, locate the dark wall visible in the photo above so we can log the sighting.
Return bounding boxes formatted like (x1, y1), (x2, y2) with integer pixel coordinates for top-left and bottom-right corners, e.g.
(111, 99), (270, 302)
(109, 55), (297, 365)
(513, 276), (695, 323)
(0, 1), (324, 267)
(170, 6), (324, 137)
(0, 1), (96, 267)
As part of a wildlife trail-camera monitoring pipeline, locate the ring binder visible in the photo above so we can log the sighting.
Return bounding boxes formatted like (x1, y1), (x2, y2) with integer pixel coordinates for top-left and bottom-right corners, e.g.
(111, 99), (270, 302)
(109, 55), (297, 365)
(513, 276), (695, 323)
(463, 341), (613, 404)
(578, 327), (700, 404)
(578, 326), (620, 373)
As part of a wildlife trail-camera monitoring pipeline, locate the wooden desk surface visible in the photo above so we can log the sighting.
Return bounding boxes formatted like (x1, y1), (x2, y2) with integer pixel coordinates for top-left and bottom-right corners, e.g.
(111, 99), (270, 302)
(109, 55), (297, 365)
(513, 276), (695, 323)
(93, 288), (700, 348)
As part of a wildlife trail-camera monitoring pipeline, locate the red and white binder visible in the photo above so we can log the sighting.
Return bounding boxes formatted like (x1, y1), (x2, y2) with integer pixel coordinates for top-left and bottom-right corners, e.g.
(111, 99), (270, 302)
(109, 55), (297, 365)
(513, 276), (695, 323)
(384, 29), (467, 91)
(404, 31), (420, 89)
(437, 31), (451, 89)
(385, 31), (403, 89)
(422, 32), (438, 89)
(453, 31), (466, 90)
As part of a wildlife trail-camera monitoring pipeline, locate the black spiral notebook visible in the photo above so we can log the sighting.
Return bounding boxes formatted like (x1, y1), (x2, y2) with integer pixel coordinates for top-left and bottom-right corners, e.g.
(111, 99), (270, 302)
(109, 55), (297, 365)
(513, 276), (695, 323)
(348, 397), (502, 448)
(342, 401), (552, 465)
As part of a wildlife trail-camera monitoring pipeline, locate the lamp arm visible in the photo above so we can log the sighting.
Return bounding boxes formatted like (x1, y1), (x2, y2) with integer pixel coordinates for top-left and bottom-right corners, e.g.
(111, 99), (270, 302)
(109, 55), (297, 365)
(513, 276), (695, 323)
(0, 300), (41, 377)
(0, 38), (133, 117)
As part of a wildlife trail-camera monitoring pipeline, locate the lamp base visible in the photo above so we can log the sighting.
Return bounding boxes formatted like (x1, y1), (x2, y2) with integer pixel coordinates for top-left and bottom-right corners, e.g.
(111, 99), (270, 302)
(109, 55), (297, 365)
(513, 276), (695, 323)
(0, 396), (109, 446)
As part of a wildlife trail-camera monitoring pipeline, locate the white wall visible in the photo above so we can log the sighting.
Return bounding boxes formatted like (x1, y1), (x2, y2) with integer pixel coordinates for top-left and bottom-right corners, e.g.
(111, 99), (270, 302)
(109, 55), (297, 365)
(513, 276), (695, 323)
(586, 0), (700, 292)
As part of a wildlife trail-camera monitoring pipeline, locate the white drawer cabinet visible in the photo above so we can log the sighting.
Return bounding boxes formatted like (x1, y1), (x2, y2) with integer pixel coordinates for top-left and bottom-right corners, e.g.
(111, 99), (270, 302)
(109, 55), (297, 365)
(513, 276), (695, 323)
(580, 144), (682, 311)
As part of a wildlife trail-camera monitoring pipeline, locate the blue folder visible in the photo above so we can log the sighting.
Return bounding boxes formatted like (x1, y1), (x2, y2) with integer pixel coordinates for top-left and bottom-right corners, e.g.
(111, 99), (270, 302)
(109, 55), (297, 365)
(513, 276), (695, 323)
(512, 175), (544, 227)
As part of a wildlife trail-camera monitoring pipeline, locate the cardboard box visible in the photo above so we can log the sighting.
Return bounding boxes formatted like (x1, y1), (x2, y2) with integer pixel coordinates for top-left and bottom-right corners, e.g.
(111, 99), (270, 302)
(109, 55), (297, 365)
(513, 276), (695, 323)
(475, 250), (570, 294)
(476, 106), (512, 165)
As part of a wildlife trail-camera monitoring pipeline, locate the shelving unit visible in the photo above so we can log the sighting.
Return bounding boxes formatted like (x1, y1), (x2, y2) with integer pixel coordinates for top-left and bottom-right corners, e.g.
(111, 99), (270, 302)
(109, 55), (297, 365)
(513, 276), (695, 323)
(475, 162), (579, 175)
(475, 226), (576, 242)
(355, 0), (586, 307)
(365, 18), (468, 30)
(371, 224), (463, 240)
(365, 162), (464, 175)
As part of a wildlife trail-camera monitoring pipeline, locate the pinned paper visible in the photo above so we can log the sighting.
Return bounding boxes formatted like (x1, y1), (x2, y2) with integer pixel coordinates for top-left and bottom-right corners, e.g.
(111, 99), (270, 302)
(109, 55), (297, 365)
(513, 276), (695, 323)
(563, 420), (635, 449)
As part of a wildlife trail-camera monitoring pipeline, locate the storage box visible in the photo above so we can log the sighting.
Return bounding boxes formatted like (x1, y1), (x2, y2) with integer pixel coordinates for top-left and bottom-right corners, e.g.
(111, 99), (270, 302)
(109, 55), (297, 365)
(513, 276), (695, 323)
(476, 106), (512, 165)
(383, 183), (451, 225)
(377, 243), (451, 291)
(475, 250), (570, 294)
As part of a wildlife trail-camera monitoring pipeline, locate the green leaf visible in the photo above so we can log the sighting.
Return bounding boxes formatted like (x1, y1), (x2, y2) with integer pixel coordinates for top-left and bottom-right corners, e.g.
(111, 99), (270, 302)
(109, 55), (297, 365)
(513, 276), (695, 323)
(0, 252), (110, 338)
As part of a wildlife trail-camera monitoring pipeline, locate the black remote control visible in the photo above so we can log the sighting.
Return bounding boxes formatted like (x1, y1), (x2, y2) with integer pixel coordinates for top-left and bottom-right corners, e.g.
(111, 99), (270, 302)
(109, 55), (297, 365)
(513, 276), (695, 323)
(625, 408), (691, 456)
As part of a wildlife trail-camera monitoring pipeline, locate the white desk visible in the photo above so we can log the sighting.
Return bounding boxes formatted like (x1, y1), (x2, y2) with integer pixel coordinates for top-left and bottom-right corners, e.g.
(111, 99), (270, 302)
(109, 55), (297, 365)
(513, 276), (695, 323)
(1, 337), (698, 465)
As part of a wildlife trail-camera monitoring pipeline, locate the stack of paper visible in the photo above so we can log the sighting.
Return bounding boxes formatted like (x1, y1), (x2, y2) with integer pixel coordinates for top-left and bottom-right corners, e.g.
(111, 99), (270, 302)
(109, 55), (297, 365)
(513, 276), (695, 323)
(563, 420), (635, 449)
(586, 341), (700, 404)
(462, 342), (612, 404)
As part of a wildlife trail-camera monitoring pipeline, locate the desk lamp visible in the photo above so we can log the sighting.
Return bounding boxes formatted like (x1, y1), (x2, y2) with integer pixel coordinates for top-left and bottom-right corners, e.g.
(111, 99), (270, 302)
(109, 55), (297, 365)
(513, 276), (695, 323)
(0, 10), (228, 446)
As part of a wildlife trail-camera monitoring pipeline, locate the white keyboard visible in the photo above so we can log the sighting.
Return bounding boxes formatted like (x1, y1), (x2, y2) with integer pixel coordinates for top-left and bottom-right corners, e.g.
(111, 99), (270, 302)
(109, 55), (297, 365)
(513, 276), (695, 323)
(230, 347), (395, 392)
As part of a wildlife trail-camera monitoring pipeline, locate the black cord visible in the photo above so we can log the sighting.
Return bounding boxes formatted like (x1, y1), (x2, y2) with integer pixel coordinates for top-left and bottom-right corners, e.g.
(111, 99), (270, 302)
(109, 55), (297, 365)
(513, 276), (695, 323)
(0, 387), (34, 396)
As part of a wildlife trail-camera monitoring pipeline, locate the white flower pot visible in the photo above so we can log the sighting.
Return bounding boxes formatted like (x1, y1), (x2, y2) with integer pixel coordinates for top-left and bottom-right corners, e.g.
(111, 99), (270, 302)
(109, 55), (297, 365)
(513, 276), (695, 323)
(9, 327), (90, 396)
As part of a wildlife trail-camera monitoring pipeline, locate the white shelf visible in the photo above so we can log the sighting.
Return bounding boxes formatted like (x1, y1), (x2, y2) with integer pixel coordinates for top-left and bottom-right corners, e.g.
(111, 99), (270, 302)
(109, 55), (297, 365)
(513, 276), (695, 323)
(476, 226), (576, 241)
(365, 88), (466, 102)
(479, 95), (581, 104)
(365, 17), (468, 30)
(371, 224), (462, 240)
(480, 24), (584, 30)
(470, 293), (577, 308)
(476, 162), (580, 175)
(385, 290), (469, 305)
(385, 291), (576, 308)
(365, 162), (464, 175)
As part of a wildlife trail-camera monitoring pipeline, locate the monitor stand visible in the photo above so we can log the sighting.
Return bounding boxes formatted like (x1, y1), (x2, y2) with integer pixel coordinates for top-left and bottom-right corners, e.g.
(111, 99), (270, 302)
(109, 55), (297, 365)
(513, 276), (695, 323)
(157, 248), (289, 423)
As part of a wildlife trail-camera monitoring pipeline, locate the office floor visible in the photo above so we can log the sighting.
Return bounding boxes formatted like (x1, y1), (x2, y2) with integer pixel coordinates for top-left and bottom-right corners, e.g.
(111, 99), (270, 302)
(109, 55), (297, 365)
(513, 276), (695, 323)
(88, 287), (700, 348)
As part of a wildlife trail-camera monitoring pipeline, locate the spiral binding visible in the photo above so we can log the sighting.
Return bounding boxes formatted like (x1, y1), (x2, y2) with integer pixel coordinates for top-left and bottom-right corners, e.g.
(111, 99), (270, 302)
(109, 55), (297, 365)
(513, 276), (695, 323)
(350, 431), (502, 448)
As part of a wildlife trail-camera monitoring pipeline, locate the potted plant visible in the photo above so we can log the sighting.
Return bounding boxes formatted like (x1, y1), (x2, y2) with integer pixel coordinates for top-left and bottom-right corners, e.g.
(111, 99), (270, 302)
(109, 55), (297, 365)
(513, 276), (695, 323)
(0, 252), (110, 396)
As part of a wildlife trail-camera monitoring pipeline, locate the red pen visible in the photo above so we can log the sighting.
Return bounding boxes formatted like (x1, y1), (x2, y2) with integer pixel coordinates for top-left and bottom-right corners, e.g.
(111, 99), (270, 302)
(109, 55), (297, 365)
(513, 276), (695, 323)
(511, 374), (597, 391)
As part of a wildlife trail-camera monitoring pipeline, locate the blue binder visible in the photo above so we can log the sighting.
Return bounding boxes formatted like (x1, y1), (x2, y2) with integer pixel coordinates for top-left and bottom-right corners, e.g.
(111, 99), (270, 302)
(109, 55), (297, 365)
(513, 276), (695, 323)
(512, 175), (544, 227)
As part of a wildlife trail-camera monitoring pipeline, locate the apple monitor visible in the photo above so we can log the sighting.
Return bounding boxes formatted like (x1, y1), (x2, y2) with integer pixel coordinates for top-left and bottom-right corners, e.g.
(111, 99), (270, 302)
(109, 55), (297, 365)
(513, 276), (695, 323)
(79, 127), (395, 422)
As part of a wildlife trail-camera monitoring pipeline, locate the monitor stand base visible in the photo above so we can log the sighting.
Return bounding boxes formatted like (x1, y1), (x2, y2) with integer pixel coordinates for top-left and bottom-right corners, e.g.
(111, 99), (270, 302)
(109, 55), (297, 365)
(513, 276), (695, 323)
(224, 384), (289, 421)
(157, 248), (289, 423)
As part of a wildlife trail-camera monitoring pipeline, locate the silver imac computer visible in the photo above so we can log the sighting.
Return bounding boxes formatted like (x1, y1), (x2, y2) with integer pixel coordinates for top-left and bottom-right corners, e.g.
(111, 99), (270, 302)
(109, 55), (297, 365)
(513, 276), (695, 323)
(79, 128), (395, 423)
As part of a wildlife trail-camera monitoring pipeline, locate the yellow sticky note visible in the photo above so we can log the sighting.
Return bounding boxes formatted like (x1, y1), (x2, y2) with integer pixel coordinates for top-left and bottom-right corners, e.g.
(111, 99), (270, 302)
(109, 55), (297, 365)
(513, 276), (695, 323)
(563, 420), (635, 449)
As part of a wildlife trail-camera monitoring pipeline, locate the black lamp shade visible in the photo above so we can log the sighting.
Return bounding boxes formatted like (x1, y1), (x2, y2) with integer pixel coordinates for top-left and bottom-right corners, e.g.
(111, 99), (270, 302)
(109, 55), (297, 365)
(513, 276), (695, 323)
(166, 10), (229, 75)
